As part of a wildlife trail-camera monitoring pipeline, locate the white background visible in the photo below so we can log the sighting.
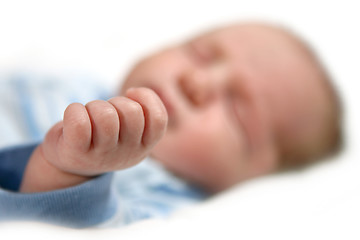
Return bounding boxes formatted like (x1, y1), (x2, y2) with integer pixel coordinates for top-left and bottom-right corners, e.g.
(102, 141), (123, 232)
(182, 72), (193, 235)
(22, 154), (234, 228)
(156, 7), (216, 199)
(0, 0), (359, 239)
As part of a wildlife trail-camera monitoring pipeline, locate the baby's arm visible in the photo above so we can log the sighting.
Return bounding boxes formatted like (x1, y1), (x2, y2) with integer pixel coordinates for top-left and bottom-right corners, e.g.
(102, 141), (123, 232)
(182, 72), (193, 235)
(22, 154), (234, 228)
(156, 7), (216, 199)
(20, 88), (168, 192)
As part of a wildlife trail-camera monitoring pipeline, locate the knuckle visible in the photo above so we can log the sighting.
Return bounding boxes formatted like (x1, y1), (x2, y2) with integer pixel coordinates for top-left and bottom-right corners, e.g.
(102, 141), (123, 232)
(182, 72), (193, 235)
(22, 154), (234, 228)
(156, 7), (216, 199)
(127, 87), (156, 99)
(140, 88), (158, 99)
(72, 116), (89, 128)
(151, 110), (168, 129)
(126, 100), (144, 116)
(109, 97), (144, 117)
(108, 96), (123, 105)
(64, 104), (87, 126)
(65, 118), (88, 135)
(86, 100), (117, 120)
(64, 102), (80, 116)
(137, 87), (154, 95)
(100, 106), (118, 120)
(85, 100), (102, 108)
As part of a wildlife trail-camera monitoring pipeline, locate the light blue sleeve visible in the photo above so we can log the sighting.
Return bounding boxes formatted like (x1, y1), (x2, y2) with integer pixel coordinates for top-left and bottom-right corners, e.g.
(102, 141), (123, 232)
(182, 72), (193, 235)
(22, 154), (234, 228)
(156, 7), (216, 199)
(0, 143), (118, 228)
(0, 72), (207, 228)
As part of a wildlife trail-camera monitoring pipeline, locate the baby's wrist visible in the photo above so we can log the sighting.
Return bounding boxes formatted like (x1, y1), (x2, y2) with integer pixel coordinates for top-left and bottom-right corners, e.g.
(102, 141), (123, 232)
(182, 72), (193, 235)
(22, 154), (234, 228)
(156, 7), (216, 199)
(20, 144), (92, 193)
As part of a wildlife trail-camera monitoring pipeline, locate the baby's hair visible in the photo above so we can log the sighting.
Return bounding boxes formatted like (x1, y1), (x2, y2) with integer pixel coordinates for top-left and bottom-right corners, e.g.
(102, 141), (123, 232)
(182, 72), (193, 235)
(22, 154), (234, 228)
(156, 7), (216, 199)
(272, 24), (343, 170)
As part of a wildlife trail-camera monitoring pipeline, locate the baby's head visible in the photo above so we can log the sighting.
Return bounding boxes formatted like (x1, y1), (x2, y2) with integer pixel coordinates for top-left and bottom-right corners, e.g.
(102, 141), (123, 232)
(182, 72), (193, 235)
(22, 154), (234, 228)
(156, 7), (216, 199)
(121, 23), (342, 193)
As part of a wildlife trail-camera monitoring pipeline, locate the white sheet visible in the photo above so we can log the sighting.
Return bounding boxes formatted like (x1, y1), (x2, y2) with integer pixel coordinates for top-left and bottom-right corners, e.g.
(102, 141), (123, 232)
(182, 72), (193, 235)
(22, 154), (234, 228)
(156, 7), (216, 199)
(0, 0), (359, 239)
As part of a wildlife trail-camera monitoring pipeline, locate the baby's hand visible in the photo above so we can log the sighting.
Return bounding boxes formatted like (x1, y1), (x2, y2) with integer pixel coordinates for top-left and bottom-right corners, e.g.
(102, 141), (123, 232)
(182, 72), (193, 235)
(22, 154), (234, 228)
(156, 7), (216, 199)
(20, 88), (167, 192)
(45, 87), (168, 176)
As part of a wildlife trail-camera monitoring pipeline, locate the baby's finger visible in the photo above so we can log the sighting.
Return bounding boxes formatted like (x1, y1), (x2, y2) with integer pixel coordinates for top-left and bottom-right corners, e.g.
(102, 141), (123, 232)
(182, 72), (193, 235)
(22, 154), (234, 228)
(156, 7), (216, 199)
(85, 100), (120, 151)
(63, 103), (92, 152)
(108, 96), (145, 145)
(125, 88), (168, 147)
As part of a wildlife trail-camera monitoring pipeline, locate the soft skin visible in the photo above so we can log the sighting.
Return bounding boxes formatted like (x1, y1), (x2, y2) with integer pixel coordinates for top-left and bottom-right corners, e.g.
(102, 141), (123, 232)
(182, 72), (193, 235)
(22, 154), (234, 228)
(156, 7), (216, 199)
(121, 24), (330, 192)
(20, 88), (168, 192)
(20, 23), (330, 193)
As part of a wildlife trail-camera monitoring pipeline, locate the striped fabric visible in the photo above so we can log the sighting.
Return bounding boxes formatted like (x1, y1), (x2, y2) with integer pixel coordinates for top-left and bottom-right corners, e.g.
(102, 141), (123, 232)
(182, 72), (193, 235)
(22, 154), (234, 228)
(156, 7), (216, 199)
(0, 71), (110, 148)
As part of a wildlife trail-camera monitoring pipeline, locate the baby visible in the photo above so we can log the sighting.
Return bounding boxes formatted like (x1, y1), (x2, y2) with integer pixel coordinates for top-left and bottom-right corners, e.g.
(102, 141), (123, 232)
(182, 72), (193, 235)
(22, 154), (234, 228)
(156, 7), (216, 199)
(19, 23), (342, 196)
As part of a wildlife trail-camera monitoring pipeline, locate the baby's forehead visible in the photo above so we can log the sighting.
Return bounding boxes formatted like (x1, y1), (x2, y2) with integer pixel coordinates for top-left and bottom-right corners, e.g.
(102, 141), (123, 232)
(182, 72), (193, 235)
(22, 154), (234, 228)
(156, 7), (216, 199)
(190, 23), (302, 52)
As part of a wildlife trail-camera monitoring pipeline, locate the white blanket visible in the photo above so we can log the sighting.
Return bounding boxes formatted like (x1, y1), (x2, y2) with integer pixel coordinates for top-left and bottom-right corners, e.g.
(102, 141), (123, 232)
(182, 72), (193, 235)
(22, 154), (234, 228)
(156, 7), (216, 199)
(1, 0), (359, 239)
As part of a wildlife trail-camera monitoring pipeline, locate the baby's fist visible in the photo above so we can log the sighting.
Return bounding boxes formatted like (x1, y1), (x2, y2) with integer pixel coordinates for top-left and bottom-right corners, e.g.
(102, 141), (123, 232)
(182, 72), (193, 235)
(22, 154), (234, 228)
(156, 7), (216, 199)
(123, 87), (168, 147)
(42, 87), (168, 176)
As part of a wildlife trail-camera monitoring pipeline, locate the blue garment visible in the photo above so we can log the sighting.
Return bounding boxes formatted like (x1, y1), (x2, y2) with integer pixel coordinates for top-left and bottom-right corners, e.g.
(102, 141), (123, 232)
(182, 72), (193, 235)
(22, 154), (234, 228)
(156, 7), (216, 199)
(0, 143), (116, 228)
(0, 72), (207, 228)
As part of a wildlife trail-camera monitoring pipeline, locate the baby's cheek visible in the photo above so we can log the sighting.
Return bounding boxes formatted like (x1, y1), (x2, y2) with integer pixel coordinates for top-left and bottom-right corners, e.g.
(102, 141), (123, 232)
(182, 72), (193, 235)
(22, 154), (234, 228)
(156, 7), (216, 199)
(150, 129), (207, 171)
(175, 131), (224, 169)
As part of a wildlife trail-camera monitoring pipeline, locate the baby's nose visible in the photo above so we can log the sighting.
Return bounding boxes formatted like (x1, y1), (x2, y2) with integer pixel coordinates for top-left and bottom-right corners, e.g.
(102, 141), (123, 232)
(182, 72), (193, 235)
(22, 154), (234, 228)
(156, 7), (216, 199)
(179, 62), (228, 107)
(179, 68), (213, 107)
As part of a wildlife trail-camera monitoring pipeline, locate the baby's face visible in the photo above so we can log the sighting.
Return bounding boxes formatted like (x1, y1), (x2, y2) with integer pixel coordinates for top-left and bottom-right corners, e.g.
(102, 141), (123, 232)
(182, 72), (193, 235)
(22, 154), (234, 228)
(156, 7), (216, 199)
(121, 24), (327, 192)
